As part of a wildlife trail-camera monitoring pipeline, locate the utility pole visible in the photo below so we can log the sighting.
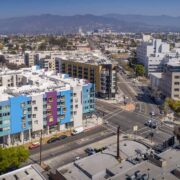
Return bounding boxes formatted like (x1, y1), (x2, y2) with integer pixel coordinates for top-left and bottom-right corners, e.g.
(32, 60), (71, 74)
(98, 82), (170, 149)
(117, 126), (121, 161)
(39, 129), (43, 166)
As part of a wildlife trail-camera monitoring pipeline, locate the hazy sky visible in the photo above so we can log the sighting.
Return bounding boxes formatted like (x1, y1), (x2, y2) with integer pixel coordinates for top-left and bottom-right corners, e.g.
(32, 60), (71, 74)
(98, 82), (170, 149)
(0, 0), (180, 18)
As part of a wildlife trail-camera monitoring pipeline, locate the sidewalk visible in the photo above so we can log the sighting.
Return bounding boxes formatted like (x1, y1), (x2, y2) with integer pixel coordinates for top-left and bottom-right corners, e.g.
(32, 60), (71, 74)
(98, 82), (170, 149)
(83, 115), (103, 131)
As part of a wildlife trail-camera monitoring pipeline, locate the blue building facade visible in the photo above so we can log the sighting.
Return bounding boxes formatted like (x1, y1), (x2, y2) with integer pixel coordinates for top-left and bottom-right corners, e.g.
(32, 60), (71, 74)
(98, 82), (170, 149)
(82, 83), (95, 114)
(0, 82), (95, 144)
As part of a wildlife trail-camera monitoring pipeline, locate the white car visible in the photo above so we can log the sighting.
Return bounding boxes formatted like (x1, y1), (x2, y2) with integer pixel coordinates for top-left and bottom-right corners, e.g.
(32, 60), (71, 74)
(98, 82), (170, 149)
(75, 156), (80, 161)
(150, 111), (156, 116)
(71, 127), (84, 135)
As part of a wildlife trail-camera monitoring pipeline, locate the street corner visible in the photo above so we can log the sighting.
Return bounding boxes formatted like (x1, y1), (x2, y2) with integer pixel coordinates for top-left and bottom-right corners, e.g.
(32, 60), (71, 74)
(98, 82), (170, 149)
(120, 103), (136, 111)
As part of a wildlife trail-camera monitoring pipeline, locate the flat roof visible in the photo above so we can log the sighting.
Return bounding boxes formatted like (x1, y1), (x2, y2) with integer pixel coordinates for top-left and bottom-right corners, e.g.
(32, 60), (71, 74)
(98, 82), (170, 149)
(0, 67), (91, 101)
(113, 161), (178, 180)
(0, 164), (46, 180)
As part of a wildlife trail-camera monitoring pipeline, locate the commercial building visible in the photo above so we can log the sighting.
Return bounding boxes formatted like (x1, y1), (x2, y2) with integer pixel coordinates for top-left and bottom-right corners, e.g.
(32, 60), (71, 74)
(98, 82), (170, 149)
(136, 39), (170, 75)
(0, 67), (95, 146)
(51, 141), (180, 180)
(0, 164), (46, 180)
(24, 50), (117, 98)
(150, 63), (180, 100)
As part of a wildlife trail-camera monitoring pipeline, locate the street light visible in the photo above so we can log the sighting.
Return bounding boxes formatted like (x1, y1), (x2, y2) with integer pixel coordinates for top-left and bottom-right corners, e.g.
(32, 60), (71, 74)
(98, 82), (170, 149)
(39, 129), (43, 166)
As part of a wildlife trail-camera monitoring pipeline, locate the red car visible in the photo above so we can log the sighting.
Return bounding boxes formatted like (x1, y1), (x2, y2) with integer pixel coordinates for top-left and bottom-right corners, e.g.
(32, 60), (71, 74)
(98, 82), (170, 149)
(29, 142), (40, 149)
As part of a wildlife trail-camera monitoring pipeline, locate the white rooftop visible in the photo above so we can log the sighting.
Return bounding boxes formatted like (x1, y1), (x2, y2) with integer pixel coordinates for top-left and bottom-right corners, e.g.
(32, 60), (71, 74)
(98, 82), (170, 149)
(0, 67), (91, 101)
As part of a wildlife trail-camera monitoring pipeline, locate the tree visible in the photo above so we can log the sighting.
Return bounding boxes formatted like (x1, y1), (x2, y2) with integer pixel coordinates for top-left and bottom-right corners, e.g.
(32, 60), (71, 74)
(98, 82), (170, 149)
(135, 64), (145, 76)
(0, 146), (29, 174)
(38, 43), (46, 51)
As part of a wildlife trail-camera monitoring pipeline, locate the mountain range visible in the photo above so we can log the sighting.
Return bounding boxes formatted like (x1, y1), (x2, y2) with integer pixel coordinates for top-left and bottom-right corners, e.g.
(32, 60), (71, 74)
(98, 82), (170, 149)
(0, 14), (180, 34)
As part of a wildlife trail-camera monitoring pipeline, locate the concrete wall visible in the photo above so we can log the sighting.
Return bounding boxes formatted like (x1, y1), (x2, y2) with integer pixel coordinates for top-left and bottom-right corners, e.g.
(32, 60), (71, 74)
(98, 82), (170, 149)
(31, 94), (43, 132)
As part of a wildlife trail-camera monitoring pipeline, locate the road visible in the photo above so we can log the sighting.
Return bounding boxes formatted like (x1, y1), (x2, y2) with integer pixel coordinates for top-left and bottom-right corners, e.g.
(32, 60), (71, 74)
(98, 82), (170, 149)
(96, 100), (173, 144)
(117, 72), (159, 115)
(28, 126), (113, 165)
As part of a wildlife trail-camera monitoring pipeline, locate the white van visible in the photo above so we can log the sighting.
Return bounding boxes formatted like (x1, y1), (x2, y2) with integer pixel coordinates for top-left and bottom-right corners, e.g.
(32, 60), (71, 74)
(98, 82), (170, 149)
(71, 127), (84, 135)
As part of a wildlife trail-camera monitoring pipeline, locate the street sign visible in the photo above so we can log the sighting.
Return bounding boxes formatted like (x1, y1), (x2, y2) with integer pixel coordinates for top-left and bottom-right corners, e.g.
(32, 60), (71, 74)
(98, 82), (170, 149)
(133, 125), (138, 132)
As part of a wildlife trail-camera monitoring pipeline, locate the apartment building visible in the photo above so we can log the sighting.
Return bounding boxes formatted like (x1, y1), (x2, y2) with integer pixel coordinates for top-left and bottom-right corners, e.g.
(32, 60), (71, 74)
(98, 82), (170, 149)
(150, 63), (180, 100)
(55, 51), (117, 98)
(161, 63), (180, 100)
(24, 50), (117, 98)
(0, 67), (95, 146)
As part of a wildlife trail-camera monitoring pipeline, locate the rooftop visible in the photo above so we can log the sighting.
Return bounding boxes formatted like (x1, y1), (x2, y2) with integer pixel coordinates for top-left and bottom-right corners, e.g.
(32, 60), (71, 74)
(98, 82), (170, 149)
(26, 50), (111, 65)
(0, 164), (46, 180)
(56, 141), (180, 180)
(0, 67), (91, 101)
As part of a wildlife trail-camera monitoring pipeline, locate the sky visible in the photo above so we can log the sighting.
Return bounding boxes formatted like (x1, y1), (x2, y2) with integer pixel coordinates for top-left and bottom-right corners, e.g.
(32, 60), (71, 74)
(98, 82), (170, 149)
(0, 0), (180, 18)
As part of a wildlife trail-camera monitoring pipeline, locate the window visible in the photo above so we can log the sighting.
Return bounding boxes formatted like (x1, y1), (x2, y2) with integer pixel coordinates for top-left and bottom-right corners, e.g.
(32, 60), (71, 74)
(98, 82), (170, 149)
(4, 105), (9, 110)
(75, 105), (78, 108)
(22, 117), (26, 121)
(28, 108), (32, 112)
(27, 101), (31, 105)
(174, 88), (179, 92)
(74, 111), (77, 115)
(174, 82), (180, 85)
(175, 76), (180, 79)
(34, 107), (38, 111)
(32, 114), (36, 118)
(47, 105), (52, 109)
(32, 100), (36, 105)
(28, 114), (31, 118)
(34, 120), (38, 124)
(22, 122), (26, 129)
(48, 97), (53, 102)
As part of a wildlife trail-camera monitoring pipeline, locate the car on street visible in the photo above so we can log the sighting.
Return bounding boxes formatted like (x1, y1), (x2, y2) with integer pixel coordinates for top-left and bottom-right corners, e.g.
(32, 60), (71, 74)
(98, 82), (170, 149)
(47, 137), (59, 144)
(75, 156), (80, 161)
(159, 110), (164, 115)
(58, 134), (68, 140)
(150, 111), (156, 116)
(85, 147), (96, 155)
(71, 127), (84, 135)
(144, 120), (157, 129)
(29, 142), (40, 150)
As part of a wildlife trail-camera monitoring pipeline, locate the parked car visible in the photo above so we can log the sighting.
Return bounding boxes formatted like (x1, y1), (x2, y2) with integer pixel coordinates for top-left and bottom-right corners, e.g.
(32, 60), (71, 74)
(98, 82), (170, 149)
(58, 135), (68, 140)
(47, 137), (59, 144)
(29, 142), (40, 150)
(94, 146), (107, 153)
(85, 147), (96, 155)
(71, 127), (84, 135)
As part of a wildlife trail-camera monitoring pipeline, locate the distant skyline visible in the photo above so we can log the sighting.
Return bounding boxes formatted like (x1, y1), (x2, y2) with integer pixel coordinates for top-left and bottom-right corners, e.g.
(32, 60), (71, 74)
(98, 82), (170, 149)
(0, 0), (180, 18)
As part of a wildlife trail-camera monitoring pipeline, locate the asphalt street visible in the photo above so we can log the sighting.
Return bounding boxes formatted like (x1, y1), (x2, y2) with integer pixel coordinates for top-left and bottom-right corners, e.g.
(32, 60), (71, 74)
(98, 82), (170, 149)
(28, 126), (113, 164)
(96, 100), (173, 145)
